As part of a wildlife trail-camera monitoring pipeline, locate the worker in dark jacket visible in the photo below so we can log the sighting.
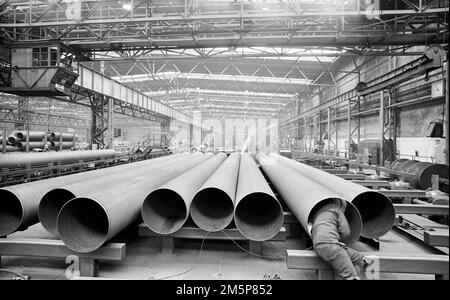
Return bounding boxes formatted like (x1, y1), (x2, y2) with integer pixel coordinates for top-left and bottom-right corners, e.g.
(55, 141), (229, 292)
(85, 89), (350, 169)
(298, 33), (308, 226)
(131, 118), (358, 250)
(310, 199), (366, 280)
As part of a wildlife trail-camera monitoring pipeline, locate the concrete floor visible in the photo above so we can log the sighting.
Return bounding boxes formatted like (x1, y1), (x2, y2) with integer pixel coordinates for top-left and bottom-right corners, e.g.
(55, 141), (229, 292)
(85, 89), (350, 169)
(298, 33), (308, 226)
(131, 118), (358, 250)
(0, 223), (438, 280)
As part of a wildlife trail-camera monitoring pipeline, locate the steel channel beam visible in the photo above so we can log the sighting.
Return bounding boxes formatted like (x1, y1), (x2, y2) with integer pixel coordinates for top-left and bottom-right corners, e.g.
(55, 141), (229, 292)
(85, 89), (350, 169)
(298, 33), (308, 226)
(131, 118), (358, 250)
(379, 190), (427, 198)
(352, 180), (392, 187)
(394, 204), (449, 216)
(138, 223), (287, 242)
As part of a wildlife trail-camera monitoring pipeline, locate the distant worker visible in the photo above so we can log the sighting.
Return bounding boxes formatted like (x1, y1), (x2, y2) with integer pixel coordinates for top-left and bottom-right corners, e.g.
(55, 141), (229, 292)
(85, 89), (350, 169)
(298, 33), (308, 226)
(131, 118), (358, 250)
(310, 199), (367, 280)
(43, 142), (51, 152)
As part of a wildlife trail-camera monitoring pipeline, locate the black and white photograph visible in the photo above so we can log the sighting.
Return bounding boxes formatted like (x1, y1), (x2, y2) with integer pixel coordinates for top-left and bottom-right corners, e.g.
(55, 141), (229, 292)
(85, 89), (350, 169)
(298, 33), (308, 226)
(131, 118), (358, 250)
(0, 0), (448, 286)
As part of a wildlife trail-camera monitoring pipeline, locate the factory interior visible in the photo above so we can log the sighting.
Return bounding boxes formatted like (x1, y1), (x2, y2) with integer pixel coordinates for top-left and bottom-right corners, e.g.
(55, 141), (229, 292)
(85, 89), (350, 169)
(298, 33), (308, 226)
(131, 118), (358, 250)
(0, 0), (449, 282)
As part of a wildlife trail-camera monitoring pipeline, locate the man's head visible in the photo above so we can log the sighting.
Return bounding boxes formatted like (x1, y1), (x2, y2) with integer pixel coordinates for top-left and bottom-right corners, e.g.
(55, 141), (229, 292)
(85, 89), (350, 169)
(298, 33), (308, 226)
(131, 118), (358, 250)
(328, 198), (347, 211)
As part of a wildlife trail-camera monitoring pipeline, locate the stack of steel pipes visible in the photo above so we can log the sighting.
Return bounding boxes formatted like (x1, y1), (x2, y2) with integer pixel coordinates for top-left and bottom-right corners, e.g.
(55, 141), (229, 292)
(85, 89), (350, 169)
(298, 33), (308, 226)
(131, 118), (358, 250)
(256, 153), (362, 245)
(39, 154), (185, 235)
(142, 153), (284, 242)
(7, 131), (47, 151)
(390, 158), (449, 192)
(0, 149), (118, 169)
(0, 153), (187, 236)
(4, 131), (78, 152)
(268, 153), (395, 239)
(3, 152), (374, 253)
(0, 135), (17, 153)
(56, 153), (211, 252)
(0, 150), (121, 237)
(142, 153), (227, 235)
(49, 132), (77, 150)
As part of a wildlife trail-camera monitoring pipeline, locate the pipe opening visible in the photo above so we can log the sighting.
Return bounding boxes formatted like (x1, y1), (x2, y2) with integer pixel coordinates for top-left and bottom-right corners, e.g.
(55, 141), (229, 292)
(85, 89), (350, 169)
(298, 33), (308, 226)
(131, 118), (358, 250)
(39, 188), (76, 235)
(142, 189), (187, 234)
(0, 190), (23, 236)
(234, 192), (283, 241)
(352, 191), (395, 239)
(57, 198), (109, 253)
(418, 164), (449, 192)
(7, 137), (17, 144)
(191, 188), (234, 232)
(15, 132), (25, 140)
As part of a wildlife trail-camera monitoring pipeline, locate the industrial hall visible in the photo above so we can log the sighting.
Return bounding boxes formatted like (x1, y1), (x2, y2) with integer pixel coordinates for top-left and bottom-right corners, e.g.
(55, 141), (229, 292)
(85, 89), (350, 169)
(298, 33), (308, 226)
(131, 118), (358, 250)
(0, 0), (448, 281)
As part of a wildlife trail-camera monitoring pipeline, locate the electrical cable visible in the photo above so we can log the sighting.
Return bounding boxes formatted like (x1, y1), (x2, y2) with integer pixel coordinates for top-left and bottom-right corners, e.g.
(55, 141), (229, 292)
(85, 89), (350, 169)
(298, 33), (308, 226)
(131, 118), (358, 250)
(219, 230), (284, 260)
(153, 230), (211, 280)
(150, 226), (290, 280)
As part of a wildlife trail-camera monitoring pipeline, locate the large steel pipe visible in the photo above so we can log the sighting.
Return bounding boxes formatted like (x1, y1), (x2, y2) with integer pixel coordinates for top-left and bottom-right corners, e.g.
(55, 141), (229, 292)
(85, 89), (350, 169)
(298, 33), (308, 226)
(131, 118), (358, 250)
(15, 131), (46, 141)
(390, 159), (409, 171)
(405, 161), (449, 192)
(50, 133), (76, 142)
(0, 152), (169, 236)
(390, 159), (448, 192)
(50, 142), (75, 150)
(395, 159), (420, 174)
(142, 153), (226, 235)
(7, 136), (19, 146)
(234, 153), (283, 241)
(39, 154), (183, 235)
(57, 153), (212, 253)
(16, 141), (46, 150)
(257, 154), (362, 245)
(0, 149), (118, 169)
(190, 153), (240, 231)
(389, 158), (409, 179)
(3, 146), (18, 153)
(271, 153), (395, 239)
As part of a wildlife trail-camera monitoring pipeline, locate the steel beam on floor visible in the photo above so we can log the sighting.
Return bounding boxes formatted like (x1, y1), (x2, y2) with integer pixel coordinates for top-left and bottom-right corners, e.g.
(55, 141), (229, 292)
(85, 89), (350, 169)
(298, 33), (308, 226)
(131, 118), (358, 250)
(286, 250), (449, 280)
(394, 204), (449, 215)
(379, 190), (427, 198)
(424, 231), (449, 247)
(352, 180), (392, 187)
(0, 239), (126, 277)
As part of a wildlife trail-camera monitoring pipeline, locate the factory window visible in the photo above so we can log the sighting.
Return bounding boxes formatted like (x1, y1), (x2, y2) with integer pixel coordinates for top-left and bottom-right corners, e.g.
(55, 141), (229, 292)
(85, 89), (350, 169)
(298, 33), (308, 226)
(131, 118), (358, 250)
(50, 47), (58, 66)
(114, 128), (122, 138)
(32, 47), (58, 67)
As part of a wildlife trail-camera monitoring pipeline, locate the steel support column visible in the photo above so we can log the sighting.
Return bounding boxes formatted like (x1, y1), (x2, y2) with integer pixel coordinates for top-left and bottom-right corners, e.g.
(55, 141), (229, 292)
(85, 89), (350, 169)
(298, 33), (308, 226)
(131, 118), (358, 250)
(327, 107), (338, 156)
(90, 95), (109, 148)
(445, 54), (449, 165)
(107, 97), (113, 149)
(347, 96), (360, 159)
(379, 91), (385, 170)
(16, 97), (29, 130)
